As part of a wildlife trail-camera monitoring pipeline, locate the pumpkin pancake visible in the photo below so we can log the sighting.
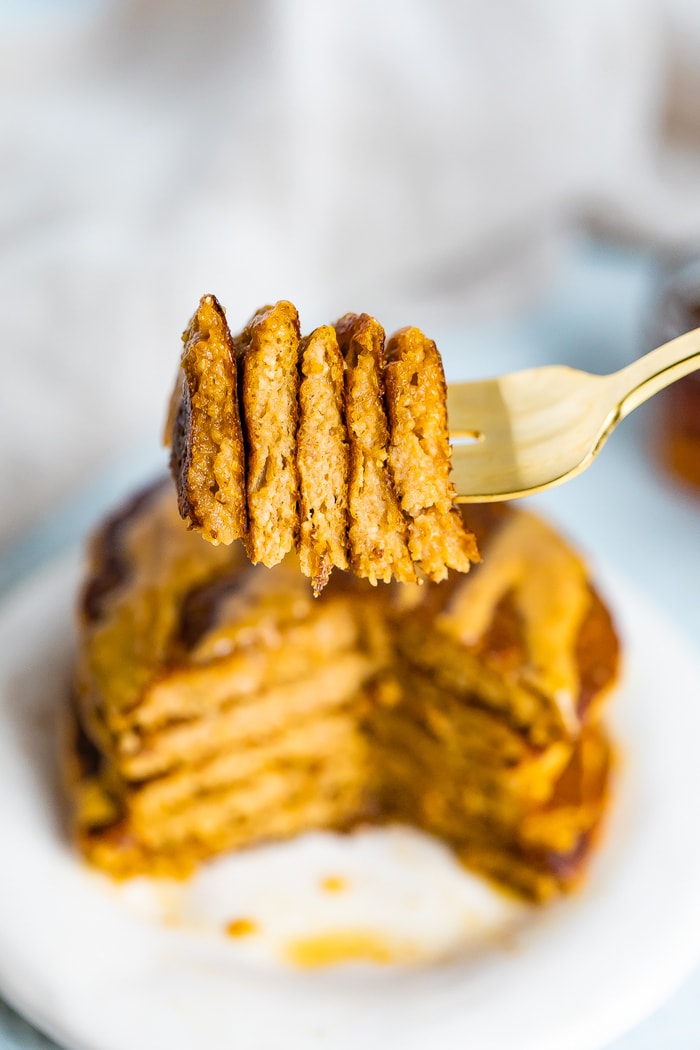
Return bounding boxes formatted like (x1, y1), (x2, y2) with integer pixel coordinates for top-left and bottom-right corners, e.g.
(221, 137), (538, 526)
(166, 295), (246, 545)
(335, 313), (415, 585)
(297, 325), (349, 595)
(67, 481), (618, 901)
(235, 301), (301, 567)
(165, 299), (480, 589)
(385, 326), (479, 581)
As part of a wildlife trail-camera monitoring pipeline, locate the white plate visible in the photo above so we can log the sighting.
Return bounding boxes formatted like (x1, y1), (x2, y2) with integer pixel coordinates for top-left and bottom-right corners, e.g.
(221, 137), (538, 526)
(1, 552), (700, 1050)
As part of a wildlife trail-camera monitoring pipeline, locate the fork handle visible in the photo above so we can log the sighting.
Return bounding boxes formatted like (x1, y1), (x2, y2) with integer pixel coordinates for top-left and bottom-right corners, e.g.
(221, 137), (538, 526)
(615, 326), (700, 419)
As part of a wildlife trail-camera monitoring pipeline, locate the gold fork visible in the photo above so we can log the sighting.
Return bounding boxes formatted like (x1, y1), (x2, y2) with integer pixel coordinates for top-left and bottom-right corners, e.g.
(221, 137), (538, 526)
(448, 327), (700, 502)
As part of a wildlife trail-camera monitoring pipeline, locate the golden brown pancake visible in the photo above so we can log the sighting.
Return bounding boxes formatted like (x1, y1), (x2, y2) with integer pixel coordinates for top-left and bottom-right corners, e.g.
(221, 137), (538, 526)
(297, 325), (349, 594)
(166, 295), (246, 544)
(385, 326), (479, 581)
(165, 298), (480, 589)
(335, 313), (416, 585)
(235, 301), (301, 567)
(67, 480), (619, 901)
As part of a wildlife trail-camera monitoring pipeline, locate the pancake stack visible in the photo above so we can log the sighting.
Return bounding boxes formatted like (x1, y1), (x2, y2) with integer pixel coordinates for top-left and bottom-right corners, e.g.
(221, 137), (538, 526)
(166, 296), (478, 593)
(67, 480), (618, 901)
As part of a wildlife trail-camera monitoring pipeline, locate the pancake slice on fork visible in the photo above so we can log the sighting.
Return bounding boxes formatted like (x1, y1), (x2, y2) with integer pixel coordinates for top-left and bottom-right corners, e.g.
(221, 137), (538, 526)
(385, 325), (479, 581)
(335, 313), (416, 585)
(167, 294), (246, 545)
(297, 325), (350, 594)
(235, 301), (301, 567)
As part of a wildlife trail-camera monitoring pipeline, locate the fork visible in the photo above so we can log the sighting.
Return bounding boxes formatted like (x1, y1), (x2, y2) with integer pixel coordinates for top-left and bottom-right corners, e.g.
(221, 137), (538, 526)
(447, 327), (700, 501)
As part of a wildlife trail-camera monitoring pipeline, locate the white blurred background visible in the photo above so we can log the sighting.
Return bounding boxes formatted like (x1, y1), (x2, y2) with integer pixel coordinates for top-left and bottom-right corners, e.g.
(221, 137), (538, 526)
(2, 0), (700, 550)
(3, 6), (700, 1048)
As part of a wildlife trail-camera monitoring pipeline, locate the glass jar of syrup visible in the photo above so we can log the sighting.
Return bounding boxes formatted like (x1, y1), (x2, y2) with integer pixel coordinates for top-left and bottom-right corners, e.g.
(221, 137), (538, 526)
(651, 260), (700, 492)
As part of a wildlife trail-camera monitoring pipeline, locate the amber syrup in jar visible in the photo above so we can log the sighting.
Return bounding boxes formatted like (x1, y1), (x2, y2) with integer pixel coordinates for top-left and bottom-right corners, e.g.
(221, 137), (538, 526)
(651, 261), (700, 492)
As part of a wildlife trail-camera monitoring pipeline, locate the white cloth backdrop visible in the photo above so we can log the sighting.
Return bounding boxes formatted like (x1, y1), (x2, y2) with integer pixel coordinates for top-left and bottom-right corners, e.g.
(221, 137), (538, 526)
(2, 0), (700, 551)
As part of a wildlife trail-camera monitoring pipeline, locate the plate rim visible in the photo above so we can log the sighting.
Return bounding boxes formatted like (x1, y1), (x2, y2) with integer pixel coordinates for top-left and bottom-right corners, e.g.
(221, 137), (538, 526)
(1, 548), (700, 1050)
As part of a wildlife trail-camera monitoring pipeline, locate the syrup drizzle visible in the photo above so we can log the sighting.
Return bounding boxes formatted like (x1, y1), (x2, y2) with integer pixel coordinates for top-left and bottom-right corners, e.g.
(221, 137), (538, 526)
(439, 513), (590, 729)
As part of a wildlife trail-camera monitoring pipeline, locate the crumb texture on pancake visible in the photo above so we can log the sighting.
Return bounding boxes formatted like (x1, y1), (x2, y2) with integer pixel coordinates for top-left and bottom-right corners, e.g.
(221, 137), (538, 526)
(165, 298), (479, 588)
(336, 313), (416, 586)
(67, 483), (619, 902)
(167, 295), (246, 544)
(385, 326), (479, 581)
(235, 301), (301, 567)
(298, 325), (349, 594)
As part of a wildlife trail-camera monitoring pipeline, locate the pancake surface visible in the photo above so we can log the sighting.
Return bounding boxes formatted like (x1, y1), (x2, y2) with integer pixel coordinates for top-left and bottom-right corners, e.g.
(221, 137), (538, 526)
(235, 301), (301, 567)
(297, 325), (349, 594)
(335, 313), (416, 585)
(67, 479), (618, 902)
(385, 326), (479, 581)
(166, 297), (480, 590)
(167, 295), (246, 545)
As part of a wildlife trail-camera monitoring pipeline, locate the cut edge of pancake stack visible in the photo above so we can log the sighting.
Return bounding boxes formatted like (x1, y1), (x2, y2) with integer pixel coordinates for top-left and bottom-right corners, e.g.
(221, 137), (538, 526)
(66, 479), (619, 904)
(166, 295), (478, 594)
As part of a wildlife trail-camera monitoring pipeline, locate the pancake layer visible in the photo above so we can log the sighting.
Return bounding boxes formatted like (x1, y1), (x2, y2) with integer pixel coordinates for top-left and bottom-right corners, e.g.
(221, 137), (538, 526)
(297, 325), (349, 594)
(235, 301), (301, 567)
(385, 326), (480, 581)
(168, 295), (246, 544)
